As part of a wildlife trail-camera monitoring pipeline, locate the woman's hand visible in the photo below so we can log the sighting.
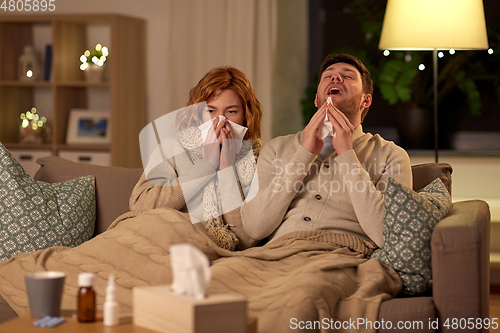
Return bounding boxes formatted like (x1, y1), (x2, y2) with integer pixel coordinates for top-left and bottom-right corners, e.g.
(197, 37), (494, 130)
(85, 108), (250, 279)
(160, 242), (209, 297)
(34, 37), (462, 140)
(301, 102), (328, 155)
(204, 117), (224, 170)
(326, 103), (354, 155)
(219, 121), (237, 169)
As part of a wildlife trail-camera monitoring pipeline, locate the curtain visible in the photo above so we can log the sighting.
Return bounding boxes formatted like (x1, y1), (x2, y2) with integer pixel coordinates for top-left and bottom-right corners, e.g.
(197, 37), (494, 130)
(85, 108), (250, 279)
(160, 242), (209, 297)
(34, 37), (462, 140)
(164, 0), (277, 143)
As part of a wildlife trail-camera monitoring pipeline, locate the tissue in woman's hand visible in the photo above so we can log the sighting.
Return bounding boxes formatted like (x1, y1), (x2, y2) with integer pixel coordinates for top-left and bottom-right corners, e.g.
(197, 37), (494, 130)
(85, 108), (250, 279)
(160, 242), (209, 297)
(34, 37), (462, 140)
(198, 115), (248, 142)
(170, 244), (211, 299)
(317, 97), (336, 139)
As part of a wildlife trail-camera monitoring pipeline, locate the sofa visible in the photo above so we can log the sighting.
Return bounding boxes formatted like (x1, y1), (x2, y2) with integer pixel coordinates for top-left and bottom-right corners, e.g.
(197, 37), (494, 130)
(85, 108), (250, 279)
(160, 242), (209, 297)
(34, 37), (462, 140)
(0, 156), (491, 332)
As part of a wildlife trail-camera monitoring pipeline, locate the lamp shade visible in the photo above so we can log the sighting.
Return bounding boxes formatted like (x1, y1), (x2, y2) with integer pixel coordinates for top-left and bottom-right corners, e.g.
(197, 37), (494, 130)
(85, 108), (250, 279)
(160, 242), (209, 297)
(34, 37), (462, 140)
(379, 0), (488, 50)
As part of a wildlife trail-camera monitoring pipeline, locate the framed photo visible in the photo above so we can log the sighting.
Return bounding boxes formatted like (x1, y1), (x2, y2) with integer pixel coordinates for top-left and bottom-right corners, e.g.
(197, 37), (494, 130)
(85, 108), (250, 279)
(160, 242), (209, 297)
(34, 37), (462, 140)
(66, 109), (111, 145)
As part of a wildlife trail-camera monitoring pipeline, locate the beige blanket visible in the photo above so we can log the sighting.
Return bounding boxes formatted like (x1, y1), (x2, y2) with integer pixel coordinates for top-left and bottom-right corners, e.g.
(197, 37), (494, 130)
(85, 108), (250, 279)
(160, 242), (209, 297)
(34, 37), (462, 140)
(0, 208), (401, 332)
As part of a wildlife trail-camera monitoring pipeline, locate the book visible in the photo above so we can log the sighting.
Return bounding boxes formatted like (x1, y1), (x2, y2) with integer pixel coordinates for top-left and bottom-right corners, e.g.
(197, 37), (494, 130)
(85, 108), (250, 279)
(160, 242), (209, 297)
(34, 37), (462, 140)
(44, 44), (52, 81)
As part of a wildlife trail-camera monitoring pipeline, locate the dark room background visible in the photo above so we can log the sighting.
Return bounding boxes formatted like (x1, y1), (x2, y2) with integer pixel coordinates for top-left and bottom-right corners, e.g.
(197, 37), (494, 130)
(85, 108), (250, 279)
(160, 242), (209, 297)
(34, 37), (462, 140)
(306, 0), (500, 152)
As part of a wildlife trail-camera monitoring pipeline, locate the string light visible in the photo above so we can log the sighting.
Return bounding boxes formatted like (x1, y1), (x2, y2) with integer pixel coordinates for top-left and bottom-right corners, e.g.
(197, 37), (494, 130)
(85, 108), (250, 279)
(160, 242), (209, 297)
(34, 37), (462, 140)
(20, 107), (46, 130)
(80, 44), (109, 71)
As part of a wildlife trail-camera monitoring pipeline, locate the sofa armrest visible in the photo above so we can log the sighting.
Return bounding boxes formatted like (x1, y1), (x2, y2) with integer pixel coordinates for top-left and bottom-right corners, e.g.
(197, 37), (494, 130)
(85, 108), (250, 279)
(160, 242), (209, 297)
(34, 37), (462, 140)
(432, 200), (490, 332)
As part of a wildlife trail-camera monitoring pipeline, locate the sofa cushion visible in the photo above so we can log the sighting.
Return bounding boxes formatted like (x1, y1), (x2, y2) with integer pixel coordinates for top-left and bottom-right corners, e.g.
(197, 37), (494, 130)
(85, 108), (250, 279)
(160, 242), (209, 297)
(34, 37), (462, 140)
(411, 163), (452, 194)
(0, 143), (95, 260)
(371, 177), (452, 295)
(34, 156), (143, 235)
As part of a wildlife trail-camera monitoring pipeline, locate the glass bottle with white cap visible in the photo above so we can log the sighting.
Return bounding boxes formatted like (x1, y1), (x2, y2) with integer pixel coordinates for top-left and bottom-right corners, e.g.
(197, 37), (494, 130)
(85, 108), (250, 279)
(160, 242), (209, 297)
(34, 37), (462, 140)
(77, 272), (96, 322)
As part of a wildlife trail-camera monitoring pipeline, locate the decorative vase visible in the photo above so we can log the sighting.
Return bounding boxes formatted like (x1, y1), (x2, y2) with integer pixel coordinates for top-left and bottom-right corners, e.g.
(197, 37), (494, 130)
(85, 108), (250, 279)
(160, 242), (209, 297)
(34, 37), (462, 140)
(396, 102), (434, 150)
(18, 45), (40, 81)
(84, 64), (105, 83)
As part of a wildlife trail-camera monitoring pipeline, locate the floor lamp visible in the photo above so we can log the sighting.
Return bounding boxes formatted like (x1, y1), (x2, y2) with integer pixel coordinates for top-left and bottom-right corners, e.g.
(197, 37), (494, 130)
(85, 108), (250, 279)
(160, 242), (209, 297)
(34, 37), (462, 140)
(379, 0), (489, 163)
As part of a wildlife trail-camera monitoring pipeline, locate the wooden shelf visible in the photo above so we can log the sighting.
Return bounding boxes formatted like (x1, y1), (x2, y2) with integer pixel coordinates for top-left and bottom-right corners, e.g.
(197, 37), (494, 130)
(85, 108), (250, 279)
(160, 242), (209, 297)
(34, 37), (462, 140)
(0, 80), (112, 88)
(56, 144), (110, 151)
(55, 81), (110, 87)
(0, 14), (146, 168)
(4, 143), (52, 150)
(0, 80), (53, 87)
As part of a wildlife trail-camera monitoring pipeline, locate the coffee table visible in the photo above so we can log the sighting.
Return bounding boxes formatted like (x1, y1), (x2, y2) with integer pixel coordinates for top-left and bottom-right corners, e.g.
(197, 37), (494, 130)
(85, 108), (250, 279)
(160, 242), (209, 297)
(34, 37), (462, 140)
(0, 310), (156, 332)
(0, 310), (258, 332)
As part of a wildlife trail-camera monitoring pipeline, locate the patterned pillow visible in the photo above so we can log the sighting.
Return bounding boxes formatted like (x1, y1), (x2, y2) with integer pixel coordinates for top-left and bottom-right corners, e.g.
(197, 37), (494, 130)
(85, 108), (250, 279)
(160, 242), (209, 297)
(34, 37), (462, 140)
(371, 177), (452, 295)
(0, 143), (96, 260)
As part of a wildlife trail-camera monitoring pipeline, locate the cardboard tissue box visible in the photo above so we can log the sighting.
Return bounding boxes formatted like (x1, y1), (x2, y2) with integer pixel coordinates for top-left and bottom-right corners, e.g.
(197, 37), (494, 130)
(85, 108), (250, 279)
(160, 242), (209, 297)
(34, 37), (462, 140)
(133, 285), (250, 333)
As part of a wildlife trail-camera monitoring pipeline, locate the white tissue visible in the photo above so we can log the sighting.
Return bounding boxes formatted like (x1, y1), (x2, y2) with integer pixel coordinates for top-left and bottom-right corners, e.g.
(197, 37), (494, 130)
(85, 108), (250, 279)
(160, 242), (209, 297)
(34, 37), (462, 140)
(317, 97), (336, 140)
(198, 115), (248, 143)
(170, 244), (211, 299)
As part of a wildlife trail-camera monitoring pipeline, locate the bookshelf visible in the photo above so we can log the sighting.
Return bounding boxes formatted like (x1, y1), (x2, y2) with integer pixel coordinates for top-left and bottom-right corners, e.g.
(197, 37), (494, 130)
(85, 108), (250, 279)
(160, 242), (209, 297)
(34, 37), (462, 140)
(0, 14), (147, 168)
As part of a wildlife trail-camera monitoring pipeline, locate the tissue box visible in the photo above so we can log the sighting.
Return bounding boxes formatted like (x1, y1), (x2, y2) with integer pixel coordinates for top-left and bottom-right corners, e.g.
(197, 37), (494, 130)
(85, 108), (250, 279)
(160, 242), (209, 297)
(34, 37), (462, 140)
(133, 285), (248, 333)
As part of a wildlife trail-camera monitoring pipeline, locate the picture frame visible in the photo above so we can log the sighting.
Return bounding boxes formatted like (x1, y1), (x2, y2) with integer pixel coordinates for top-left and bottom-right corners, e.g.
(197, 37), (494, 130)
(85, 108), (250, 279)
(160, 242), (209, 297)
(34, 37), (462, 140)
(66, 109), (111, 145)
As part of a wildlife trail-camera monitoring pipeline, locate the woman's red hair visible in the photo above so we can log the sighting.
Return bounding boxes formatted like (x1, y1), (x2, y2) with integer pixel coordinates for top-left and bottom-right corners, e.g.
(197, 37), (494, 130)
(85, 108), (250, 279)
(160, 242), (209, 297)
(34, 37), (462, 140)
(175, 66), (262, 141)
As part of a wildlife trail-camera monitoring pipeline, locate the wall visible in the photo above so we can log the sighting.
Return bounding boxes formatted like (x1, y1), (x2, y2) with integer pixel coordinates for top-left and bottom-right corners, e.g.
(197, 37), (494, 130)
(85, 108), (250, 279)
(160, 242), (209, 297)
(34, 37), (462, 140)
(1, 0), (309, 142)
(272, 0), (308, 137)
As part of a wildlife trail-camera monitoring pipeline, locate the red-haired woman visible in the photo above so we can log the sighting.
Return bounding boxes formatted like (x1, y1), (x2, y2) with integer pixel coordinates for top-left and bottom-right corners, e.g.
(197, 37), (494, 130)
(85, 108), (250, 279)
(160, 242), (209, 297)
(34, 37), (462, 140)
(130, 66), (262, 251)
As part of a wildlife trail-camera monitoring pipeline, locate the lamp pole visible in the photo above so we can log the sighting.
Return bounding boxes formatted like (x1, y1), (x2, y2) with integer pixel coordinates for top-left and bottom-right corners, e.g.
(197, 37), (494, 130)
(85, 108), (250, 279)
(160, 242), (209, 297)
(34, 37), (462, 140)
(433, 48), (439, 163)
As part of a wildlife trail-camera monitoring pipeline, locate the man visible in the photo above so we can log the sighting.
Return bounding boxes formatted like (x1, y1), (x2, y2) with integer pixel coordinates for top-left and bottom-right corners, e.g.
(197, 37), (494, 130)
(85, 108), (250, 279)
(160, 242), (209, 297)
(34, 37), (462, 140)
(241, 54), (412, 248)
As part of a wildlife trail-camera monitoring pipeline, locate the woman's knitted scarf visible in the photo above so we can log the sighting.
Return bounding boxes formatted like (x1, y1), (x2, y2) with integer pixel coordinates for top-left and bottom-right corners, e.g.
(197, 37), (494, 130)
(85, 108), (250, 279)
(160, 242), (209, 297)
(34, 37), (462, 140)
(179, 126), (261, 250)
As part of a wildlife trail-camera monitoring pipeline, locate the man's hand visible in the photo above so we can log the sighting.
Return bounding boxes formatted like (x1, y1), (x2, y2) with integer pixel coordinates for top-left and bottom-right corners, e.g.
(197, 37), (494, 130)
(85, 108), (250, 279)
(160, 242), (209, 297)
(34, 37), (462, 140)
(301, 103), (328, 155)
(326, 103), (354, 155)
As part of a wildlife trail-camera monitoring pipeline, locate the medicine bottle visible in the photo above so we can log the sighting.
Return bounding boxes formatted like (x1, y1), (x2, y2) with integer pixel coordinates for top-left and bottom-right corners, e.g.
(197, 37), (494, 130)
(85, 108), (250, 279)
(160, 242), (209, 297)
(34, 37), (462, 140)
(103, 274), (119, 326)
(77, 272), (96, 322)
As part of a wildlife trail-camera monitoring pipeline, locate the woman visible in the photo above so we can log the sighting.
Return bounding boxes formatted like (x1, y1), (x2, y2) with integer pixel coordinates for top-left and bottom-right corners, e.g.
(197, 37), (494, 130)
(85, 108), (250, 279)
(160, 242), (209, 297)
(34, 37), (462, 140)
(130, 66), (262, 251)
(0, 67), (263, 323)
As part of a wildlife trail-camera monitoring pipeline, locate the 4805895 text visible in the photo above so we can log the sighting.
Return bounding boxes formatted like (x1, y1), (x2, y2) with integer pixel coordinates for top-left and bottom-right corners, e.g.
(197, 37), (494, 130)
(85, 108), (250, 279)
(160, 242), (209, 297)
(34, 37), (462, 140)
(1, 0), (55, 11)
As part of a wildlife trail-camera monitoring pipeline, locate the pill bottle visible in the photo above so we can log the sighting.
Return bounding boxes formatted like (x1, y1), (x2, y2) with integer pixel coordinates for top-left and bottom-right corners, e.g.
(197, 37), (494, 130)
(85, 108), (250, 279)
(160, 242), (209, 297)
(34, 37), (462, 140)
(77, 272), (96, 322)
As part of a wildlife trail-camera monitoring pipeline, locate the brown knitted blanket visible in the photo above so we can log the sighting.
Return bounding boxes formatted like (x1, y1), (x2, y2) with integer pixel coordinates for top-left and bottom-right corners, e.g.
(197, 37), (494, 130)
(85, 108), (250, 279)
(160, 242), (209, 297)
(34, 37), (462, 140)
(0, 207), (401, 332)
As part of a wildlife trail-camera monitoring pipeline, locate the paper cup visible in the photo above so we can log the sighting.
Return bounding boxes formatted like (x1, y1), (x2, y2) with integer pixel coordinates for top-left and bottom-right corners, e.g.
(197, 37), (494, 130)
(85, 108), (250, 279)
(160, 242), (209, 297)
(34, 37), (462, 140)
(25, 271), (66, 318)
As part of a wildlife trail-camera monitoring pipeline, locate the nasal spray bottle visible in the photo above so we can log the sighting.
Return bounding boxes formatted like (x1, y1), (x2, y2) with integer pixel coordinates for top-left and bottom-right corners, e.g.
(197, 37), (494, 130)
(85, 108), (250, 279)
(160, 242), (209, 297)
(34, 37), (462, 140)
(103, 274), (119, 326)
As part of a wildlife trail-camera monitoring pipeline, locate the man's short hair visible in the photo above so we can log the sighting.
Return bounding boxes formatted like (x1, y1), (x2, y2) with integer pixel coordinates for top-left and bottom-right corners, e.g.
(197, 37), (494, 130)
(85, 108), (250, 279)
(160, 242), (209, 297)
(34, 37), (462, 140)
(319, 54), (374, 122)
(319, 54), (373, 95)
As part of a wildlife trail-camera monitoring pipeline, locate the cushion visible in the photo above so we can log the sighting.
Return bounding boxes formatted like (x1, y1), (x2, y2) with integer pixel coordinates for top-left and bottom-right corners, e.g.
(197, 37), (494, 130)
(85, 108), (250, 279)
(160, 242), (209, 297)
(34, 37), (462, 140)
(411, 163), (452, 194)
(0, 143), (96, 260)
(34, 156), (143, 235)
(371, 177), (452, 295)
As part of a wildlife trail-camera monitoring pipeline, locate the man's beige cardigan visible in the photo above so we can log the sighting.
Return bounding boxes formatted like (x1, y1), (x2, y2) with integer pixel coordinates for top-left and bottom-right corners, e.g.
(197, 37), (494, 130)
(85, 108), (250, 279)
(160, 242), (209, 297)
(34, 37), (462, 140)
(241, 126), (412, 247)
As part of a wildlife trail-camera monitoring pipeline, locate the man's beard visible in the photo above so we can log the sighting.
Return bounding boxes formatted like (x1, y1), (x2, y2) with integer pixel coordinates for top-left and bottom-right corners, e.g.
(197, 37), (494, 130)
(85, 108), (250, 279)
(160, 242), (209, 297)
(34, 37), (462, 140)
(326, 93), (364, 119)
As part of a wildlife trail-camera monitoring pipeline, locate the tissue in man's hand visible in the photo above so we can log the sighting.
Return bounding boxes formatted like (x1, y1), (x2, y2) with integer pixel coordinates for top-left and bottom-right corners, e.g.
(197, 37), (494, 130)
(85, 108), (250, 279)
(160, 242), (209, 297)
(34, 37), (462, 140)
(170, 244), (211, 299)
(317, 97), (336, 139)
(198, 115), (248, 142)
